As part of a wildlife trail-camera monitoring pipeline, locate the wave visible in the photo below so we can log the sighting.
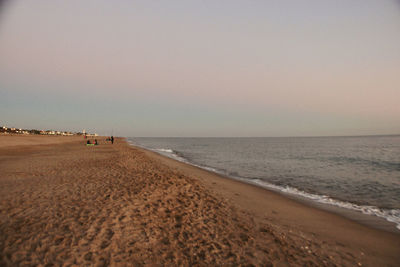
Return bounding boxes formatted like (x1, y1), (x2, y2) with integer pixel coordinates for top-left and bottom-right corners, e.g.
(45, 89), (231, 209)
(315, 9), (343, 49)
(155, 148), (174, 153)
(127, 141), (400, 231)
(327, 156), (400, 171)
(152, 148), (189, 163)
(249, 179), (400, 230)
(127, 140), (188, 161)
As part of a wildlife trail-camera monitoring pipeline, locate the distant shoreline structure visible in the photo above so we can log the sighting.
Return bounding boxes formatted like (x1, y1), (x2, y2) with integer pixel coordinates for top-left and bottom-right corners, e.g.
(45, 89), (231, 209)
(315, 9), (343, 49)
(0, 124), (97, 137)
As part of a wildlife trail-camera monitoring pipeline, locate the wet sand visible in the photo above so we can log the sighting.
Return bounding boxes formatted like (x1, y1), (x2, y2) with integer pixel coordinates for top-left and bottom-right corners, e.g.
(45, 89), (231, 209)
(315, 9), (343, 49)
(0, 135), (399, 266)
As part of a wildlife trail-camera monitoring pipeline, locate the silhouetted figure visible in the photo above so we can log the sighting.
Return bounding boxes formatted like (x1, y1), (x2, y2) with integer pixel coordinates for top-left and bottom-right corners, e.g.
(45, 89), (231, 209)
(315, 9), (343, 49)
(111, 136), (114, 144)
(94, 139), (98, 145)
(86, 140), (91, 145)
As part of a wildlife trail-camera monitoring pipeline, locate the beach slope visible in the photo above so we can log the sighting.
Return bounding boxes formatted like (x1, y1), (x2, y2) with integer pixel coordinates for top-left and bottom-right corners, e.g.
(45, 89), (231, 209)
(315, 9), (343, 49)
(0, 136), (399, 266)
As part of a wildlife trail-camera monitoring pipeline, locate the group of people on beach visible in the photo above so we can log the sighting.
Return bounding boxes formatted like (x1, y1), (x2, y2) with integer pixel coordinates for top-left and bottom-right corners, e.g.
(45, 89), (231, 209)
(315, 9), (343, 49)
(86, 139), (98, 145)
(85, 136), (114, 146)
(106, 136), (114, 144)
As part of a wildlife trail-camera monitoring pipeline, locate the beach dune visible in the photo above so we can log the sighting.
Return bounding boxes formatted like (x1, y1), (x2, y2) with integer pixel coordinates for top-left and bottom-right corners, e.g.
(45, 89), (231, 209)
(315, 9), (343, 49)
(0, 135), (399, 266)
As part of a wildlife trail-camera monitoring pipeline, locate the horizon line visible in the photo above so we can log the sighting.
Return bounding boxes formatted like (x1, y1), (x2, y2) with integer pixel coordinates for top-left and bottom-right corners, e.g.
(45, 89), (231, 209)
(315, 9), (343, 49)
(127, 133), (400, 138)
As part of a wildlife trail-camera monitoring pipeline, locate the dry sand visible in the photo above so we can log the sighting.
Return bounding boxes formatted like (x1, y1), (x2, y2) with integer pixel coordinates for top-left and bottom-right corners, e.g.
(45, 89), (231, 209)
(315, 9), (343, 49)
(0, 135), (399, 266)
(0, 134), (82, 148)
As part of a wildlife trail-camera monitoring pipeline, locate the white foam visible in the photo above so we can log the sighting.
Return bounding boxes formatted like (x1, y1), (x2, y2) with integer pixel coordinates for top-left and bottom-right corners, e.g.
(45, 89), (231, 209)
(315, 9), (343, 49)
(190, 163), (219, 173)
(250, 179), (400, 230)
(155, 148), (174, 153)
(150, 147), (188, 162)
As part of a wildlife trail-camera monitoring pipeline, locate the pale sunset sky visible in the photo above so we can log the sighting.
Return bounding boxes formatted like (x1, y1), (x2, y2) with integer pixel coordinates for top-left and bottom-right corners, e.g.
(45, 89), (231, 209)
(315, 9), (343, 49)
(1, 0), (399, 137)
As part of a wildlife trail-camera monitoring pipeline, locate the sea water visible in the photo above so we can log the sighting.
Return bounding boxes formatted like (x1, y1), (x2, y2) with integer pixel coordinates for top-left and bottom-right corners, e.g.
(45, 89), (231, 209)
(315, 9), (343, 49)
(127, 136), (400, 230)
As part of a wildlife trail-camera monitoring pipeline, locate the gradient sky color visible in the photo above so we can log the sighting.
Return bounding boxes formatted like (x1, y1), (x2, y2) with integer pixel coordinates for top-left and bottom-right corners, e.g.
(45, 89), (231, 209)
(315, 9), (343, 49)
(1, 0), (399, 137)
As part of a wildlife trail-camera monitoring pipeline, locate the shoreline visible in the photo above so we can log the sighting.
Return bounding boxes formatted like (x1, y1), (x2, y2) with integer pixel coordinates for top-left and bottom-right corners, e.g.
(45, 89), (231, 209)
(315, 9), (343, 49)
(1, 135), (399, 265)
(128, 140), (400, 234)
(125, 140), (400, 265)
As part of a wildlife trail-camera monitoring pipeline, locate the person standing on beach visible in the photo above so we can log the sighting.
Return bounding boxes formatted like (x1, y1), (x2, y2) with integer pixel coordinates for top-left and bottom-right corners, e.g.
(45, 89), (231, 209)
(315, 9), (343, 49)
(111, 136), (114, 144)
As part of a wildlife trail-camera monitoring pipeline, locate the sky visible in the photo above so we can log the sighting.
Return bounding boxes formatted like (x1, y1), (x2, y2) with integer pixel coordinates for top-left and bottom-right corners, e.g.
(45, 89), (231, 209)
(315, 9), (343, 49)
(0, 0), (399, 137)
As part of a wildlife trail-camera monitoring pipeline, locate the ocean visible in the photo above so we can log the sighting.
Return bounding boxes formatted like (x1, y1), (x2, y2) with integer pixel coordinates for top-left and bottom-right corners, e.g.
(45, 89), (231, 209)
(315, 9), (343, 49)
(127, 135), (400, 230)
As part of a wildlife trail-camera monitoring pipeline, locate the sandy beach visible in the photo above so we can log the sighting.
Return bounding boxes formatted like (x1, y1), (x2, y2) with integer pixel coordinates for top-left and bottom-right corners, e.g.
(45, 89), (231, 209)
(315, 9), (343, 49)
(0, 135), (399, 266)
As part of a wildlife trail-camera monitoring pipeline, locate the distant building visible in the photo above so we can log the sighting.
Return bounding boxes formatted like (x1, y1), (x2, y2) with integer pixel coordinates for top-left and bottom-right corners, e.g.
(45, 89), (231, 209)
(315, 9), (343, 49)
(0, 124), (79, 136)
